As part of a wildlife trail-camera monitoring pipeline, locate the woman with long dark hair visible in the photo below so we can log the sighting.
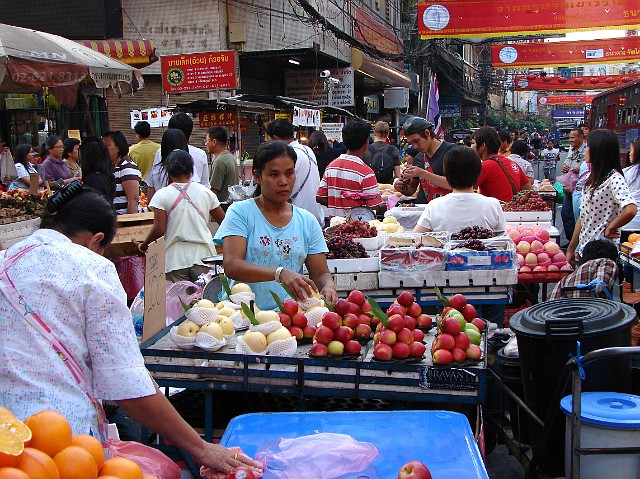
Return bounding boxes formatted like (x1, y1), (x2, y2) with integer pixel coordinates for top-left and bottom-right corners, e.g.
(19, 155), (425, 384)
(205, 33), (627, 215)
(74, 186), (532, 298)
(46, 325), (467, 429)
(623, 137), (640, 231)
(567, 129), (637, 263)
(308, 130), (346, 178)
(80, 137), (116, 202)
(137, 150), (225, 282)
(102, 130), (141, 215)
(145, 128), (189, 201)
(214, 141), (337, 311)
(13, 143), (40, 189)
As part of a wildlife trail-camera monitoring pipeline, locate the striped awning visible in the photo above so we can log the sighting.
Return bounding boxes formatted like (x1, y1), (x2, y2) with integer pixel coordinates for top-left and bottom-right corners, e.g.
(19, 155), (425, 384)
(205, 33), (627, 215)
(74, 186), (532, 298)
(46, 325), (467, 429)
(79, 39), (157, 67)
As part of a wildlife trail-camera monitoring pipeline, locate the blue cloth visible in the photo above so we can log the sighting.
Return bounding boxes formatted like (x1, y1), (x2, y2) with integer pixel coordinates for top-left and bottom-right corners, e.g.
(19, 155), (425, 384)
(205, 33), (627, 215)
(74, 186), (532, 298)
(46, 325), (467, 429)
(572, 189), (582, 223)
(561, 191), (575, 243)
(214, 199), (328, 311)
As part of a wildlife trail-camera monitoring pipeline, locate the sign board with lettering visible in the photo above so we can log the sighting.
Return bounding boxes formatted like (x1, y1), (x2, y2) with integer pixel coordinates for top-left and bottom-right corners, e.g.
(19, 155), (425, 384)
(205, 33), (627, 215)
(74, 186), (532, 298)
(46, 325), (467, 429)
(284, 68), (355, 107)
(552, 109), (586, 119)
(441, 103), (461, 118)
(320, 122), (344, 143)
(161, 51), (238, 93)
(364, 94), (380, 114)
(142, 237), (166, 342)
(419, 366), (479, 391)
(199, 111), (248, 132)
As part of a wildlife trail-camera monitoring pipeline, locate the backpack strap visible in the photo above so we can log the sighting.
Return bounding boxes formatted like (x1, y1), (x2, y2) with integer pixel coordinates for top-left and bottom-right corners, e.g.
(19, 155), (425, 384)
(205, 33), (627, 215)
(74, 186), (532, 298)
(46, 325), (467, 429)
(488, 156), (518, 195)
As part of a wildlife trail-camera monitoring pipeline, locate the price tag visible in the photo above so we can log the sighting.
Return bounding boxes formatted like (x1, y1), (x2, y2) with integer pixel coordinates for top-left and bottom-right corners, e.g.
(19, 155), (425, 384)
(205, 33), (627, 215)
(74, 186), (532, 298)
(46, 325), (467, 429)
(142, 237), (166, 341)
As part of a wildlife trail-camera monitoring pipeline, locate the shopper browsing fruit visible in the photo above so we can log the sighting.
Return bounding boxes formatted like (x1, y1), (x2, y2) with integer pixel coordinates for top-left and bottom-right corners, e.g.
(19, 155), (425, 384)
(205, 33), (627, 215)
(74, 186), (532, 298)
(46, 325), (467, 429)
(413, 146), (506, 233)
(0, 183), (262, 477)
(215, 141), (338, 311)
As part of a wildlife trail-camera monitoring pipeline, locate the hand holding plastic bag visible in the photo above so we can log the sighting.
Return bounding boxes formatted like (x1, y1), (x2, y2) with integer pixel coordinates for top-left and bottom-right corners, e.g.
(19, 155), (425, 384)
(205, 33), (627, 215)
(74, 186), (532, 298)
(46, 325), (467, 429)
(254, 433), (379, 479)
(108, 439), (182, 479)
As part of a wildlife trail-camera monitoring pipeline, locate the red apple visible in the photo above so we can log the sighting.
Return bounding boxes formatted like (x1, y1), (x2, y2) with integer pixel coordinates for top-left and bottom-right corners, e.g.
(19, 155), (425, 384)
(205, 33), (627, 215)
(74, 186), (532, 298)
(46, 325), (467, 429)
(355, 323), (372, 340)
(397, 328), (414, 345)
(472, 317), (486, 331)
(454, 332), (470, 350)
(433, 333), (455, 351)
(373, 332), (380, 345)
(412, 328), (425, 343)
(291, 312), (308, 329)
(344, 340), (362, 355)
(379, 329), (397, 345)
(387, 302), (406, 317)
(282, 299), (299, 317)
(347, 289), (366, 306)
(448, 294), (467, 311)
(416, 314), (433, 329)
(432, 349), (453, 364)
(333, 326), (351, 343)
(334, 298), (351, 316)
(442, 317), (461, 336)
(289, 325), (303, 340)
(278, 312), (291, 328)
(225, 467), (257, 479)
(397, 290), (415, 307)
(342, 313), (360, 329)
(461, 304), (477, 322)
(314, 325), (334, 344)
(451, 346), (467, 363)
(371, 316), (381, 328)
(388, 314), (405, 333)
(302, 324), (317, 339)
(406, 301), (422, 318)
(392, 341), (410, 359)
(398, 461), (432, 479)
(466, 344), (483, 360)
(373, 343), (393, 361)
(403, 315), (417, 331)
(441, 306), (454, 317)
(357, 314), (371, 326)
(409, 341), (426, 358)
(348, 302), (361, 315)
(360, 301), (372, 314)
(321, 311), (341, 330)
(310, 342), (328, 356)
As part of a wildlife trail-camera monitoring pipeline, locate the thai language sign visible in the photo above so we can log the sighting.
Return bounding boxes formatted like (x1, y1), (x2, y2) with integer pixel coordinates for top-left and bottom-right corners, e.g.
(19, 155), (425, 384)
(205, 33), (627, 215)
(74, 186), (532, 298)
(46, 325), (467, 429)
(552, 109), (586, 118)
(537, 95), (594, 106)
(161, 51), (237, 93)
(199, 111), (248, 132)
(515, 73), (640, 91)
(418, 0), (640, 39)
(493, 37), (640, 68)
(284, 68), (355, 107)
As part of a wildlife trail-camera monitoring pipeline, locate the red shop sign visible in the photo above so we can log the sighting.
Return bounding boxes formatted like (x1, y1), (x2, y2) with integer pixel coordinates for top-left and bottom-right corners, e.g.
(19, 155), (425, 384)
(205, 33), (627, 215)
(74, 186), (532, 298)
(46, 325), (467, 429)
(161, 51), (238, 93)
(199, 111), (248, 132)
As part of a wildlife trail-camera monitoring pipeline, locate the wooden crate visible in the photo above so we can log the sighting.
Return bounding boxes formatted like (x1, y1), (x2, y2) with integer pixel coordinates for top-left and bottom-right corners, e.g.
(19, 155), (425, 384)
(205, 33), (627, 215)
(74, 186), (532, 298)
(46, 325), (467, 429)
(0, 218), (41, 247)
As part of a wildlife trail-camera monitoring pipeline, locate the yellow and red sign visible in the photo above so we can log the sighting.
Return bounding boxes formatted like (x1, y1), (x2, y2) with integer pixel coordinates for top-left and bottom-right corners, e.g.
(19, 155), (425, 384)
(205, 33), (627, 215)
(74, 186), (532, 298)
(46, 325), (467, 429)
(515, 73), (640, 91)
(493, 37), (640, 68)
(161, 51), (237, 93)
(537, 94), (595, 106)
(418, 1), (640, 39)
(199, 111), (248, 132)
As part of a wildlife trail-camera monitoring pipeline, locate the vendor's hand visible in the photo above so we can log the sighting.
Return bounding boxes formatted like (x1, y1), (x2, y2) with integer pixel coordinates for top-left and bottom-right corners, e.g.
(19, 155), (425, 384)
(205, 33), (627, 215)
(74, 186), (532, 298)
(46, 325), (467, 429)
(403, 165), (426, 179)
(571, 167), (580, 174)
(131, 240), (146, 256)
(279, 268), (317, 302)
(562, 165), (569, 174)
(321, 285), (338, 305)
(566, 247), (577, 266)
(196, 444), (263, 478)
(605, 225), (620, 239)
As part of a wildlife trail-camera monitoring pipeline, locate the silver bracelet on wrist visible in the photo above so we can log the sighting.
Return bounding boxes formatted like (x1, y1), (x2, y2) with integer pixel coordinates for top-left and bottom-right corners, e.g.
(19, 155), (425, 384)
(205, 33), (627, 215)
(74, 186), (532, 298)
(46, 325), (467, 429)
(275, 266), (284, 283)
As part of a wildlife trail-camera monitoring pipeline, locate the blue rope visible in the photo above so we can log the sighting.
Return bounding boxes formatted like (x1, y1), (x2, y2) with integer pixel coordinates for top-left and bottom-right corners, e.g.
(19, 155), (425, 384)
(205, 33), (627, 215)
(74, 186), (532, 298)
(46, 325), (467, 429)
(569, 341), (586, 380)
(573, 278), (612, 300)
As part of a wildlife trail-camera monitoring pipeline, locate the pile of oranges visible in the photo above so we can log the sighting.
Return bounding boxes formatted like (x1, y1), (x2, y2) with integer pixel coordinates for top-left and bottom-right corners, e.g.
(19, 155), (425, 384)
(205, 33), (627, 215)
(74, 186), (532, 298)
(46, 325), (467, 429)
(0, 407), (156, 479)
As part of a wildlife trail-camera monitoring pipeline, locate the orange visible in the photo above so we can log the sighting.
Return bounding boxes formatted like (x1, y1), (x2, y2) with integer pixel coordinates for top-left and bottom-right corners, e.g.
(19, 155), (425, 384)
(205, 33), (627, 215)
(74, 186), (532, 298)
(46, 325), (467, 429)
(0, 468), (30, 479)
(0, 412), (32, 448)
(629, 233), (640, 242)
(53, 446), (98, 479)
(16, 448), (59, 479)
(97, 476), (121, 479)
(99, 457), (142, 479)
(71, 434), (105, 469)
(0, 429), (23, 468)
(142, 476), (158, 479)
(24, 411), (72, 457)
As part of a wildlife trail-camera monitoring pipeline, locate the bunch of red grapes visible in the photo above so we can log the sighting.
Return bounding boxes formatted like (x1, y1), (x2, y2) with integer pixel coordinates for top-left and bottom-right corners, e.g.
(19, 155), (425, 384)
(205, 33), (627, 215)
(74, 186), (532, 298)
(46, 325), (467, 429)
(503, 191), (551, 211)
(451, 226), (497, 240)
(334, 220), (377, 238)
(452, 239), (493, 251)
(326, 236), (369, 259)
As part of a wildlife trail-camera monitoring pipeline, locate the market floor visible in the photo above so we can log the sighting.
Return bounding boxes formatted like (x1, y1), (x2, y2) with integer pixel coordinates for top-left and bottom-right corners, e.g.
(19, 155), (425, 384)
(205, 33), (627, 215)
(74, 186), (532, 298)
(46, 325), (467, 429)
(485, 444), (525, 478)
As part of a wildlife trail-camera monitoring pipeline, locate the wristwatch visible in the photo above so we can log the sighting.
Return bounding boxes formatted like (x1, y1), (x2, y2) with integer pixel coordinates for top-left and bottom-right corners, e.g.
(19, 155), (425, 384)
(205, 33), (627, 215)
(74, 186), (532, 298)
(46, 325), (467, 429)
(275, 266), (284, 283)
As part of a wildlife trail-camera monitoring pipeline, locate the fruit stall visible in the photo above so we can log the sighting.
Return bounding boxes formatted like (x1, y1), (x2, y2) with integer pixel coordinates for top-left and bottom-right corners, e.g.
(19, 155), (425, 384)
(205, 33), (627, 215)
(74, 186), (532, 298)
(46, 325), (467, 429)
(0, 189), (49, 248)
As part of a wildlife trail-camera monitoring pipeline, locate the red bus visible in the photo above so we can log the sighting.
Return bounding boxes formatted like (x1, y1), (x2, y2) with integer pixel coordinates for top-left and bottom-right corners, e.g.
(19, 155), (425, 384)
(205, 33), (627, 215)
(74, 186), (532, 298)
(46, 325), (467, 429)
(589, 78), (640, 166)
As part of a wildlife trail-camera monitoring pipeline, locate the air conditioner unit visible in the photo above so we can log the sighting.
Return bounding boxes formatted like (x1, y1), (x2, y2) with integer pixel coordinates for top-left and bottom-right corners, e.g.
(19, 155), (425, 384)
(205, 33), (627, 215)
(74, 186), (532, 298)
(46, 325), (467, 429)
(384, 87), (409, 109)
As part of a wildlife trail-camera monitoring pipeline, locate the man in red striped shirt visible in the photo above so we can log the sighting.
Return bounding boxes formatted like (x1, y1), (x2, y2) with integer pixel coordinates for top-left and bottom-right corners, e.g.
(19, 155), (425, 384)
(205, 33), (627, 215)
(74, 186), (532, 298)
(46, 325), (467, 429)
(316, 119), (383, 217)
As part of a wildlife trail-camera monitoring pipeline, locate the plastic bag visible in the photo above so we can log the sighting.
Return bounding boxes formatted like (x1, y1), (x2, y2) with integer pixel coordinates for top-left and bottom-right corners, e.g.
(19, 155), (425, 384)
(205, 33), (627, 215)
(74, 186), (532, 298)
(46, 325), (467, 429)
(228, 182), (257, 201)
(254, 433), (379, 479)
(108, 439), (181, 479)
(0, 149), (18, 184)
(556, 170), (579, 192)
(553, 181), (565, 201)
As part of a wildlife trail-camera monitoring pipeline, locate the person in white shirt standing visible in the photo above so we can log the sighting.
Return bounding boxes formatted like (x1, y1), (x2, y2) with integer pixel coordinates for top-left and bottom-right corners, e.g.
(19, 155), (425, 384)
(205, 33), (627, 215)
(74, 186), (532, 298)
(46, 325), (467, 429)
(266, 119), (323, 224)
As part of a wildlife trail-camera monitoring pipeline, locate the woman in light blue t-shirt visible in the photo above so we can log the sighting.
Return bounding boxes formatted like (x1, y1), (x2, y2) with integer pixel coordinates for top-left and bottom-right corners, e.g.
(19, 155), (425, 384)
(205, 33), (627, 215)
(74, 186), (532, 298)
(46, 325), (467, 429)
(215, 141), (337, 311)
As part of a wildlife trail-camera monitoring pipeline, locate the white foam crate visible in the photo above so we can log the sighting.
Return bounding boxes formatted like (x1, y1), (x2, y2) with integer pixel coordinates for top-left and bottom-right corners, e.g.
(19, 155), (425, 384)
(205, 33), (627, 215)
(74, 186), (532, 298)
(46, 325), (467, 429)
(0, 218), (41, 247)
(377, 269), (517, 288)
(326, 255), (380, 274)
(333, 272), (379, 291)
(503, 210), (552, 222)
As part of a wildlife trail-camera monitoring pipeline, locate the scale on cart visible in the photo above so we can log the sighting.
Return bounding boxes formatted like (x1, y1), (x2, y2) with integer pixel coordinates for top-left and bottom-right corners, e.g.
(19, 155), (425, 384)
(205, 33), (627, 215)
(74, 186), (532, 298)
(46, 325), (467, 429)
(201, 254), (224, 303)
(343, 191), (379, 222)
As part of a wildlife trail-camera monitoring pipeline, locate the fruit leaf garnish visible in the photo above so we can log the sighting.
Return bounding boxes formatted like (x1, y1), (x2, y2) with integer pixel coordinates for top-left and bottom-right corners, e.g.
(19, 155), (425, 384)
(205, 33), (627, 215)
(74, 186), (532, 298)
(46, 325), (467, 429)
(240, 302), (259, 326)
(221, 275), (232, 297)
(434, 285), (449, 307)
(366, 296), (390, 328)
(280, 283), (295, 300)
(323, 297), (335, 312)
(270, 291), (287, 313)
(178, 297), (190, 313)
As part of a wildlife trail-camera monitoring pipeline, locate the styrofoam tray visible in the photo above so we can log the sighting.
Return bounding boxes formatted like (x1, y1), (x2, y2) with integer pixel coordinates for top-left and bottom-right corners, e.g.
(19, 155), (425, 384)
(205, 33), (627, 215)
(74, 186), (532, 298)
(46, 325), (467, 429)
(503, 210), (552, 222)
(352, 233), (386, 251)
(377, 269), (517, 289)
(326, 255), (380, 274)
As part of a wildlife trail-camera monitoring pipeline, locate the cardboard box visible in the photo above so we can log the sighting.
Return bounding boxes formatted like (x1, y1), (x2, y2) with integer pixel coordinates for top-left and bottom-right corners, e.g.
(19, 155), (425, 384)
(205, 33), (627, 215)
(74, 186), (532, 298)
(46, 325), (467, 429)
(105, 212), (154, 257)
(142, 237), (166, 342)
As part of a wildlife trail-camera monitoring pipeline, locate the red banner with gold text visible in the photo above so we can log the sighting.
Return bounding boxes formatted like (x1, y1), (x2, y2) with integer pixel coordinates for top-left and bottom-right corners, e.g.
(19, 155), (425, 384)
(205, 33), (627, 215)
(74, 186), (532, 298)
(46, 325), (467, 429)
(418, 1), (640, 39)
(537, 94), (595, 106)
(493, 37), (640, 68)
(515, 73), (640, 91)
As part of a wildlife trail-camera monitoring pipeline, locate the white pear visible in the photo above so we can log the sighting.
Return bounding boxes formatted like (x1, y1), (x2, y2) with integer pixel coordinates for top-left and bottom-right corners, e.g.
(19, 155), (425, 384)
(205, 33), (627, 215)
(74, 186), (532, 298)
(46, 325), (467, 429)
(383, 216), (398, 224)
(231, 283), (253, 294)
(218, 306), (237, 318)
(266, 327), (292, 345)
(218, 317), (235, 336)
(255, 310), (280, 324)
(199, 322), (224, 340)
(176, 320), (200, 337)
(243, 331), (267, 353)
(193, 299), (216, 309)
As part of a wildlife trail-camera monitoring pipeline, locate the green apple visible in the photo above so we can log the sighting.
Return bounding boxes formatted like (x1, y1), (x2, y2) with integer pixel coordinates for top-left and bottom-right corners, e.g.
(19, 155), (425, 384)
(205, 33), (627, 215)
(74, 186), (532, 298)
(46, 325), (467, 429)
(327, 340), (345, 356)
(465, 328), (481, 345)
